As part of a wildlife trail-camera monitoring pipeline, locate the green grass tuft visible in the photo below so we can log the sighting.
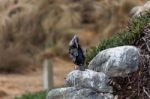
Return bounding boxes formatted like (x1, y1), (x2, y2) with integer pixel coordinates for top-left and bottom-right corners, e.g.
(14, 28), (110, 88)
(15, 91), (47, 99)
(86, 11), (150, 63)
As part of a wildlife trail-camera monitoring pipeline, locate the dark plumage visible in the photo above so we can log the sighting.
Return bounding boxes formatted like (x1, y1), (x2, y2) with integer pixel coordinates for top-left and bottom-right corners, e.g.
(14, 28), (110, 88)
(69, 35), (85, 70)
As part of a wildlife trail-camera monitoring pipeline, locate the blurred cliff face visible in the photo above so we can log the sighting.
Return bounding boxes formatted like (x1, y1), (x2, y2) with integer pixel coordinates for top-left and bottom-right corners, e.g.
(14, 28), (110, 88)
(0, 0), (145, 71)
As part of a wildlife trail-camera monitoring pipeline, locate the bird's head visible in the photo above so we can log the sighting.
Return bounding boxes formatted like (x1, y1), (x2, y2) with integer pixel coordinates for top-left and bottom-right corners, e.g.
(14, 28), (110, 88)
(69, 35), (79, 49)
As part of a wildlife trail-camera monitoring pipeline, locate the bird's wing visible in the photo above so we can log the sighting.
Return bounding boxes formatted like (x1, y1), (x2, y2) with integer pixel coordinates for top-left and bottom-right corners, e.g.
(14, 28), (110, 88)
(69, 48), (78, 56)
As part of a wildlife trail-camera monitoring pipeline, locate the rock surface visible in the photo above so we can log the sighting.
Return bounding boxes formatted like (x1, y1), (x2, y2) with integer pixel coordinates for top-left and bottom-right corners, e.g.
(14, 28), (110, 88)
(88, 46), (140, 77)
(130, 1), (150, 17)
(47, 87), (114, 99)
(66, 69), (112, 92)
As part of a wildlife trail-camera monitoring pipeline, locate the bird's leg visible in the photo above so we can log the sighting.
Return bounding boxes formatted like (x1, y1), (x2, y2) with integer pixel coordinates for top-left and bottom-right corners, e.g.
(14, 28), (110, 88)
(79, 65), (85, 71)
(74, 65), (85, 71)
(74, 65), (79, 70)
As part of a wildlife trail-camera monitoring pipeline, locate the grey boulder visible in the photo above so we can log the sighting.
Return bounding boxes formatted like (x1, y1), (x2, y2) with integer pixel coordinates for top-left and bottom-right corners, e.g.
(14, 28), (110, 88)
(47, 87), (114, 99)
(130, 1), (150, 17)
(88, 46), (140, 77)
(65, 69), (112, 93)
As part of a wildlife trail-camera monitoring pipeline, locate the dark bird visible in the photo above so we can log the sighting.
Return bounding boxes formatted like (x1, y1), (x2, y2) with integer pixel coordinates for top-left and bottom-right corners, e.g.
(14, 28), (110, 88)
(69, 35), (85, 70)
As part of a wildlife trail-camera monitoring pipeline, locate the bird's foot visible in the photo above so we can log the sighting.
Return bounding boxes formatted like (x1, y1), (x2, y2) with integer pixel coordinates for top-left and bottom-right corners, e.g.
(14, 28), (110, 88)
(74, 65), (85, 71)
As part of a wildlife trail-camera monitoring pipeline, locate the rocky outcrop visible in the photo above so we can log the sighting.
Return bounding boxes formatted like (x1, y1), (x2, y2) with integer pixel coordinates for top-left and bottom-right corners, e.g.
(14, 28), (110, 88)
(88, 46), (140, 77)
(47, 70), (113, 99)
(47, 46), (140, 99)
(47, 87), (114, 99)
(66, 69), (112, 92)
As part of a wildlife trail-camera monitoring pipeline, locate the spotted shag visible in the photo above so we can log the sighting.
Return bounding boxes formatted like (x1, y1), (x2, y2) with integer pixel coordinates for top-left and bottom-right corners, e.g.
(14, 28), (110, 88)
(69, 35), (85, 70)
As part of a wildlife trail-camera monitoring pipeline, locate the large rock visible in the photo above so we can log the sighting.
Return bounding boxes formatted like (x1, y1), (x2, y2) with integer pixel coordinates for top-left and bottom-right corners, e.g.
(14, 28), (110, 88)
(47, 87), (114, 99)
(65, 69), (112, 93)
(130, 1), (150, 17)
(88, 46), (140, 77)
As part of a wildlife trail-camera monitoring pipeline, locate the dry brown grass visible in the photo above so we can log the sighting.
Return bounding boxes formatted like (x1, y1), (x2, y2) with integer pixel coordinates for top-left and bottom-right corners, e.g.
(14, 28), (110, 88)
(0, 45), (31, 72)
(0, 1), (46, 72)
(41, 0), (144, 40)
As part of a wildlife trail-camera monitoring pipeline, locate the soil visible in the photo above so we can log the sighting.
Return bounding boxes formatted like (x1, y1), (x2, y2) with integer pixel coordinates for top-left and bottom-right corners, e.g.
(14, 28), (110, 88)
(0, 57), (74, 99)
